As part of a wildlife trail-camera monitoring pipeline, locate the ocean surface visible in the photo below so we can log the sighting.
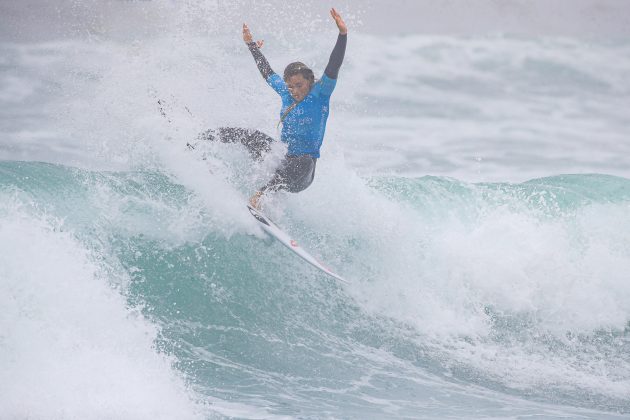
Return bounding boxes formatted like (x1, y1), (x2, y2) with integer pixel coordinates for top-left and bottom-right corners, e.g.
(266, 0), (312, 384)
(1, 1), (630, 419)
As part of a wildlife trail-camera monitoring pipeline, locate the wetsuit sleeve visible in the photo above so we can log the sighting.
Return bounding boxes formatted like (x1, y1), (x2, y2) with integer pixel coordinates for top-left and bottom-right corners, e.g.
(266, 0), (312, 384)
(247, 42), (274, 80)
(324, 33), (347, 80)
(317, 74), (337, 97)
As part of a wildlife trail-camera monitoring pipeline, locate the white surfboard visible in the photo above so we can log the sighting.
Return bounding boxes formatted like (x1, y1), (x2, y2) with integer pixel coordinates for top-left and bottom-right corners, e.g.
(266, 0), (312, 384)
(247, 205), (348, 284)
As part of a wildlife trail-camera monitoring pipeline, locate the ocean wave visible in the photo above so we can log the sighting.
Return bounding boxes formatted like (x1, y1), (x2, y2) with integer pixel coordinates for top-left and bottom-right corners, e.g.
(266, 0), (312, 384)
(2, 160), (629, 418)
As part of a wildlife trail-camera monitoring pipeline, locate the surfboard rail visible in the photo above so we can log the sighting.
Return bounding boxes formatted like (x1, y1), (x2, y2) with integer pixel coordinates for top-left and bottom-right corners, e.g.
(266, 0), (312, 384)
(247, 205), (348, 284)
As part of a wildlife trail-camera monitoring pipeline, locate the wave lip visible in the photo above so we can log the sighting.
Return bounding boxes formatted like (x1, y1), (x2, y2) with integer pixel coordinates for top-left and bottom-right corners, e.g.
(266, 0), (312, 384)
(0, 188), (205, 419)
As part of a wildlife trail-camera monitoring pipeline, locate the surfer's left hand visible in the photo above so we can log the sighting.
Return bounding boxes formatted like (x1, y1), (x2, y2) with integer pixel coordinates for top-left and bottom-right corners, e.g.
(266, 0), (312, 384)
(330, 8), (347, 35)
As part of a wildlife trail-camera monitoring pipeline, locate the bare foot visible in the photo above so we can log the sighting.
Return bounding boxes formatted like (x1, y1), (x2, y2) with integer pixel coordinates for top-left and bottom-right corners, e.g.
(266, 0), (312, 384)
(249, 191), (263, 209)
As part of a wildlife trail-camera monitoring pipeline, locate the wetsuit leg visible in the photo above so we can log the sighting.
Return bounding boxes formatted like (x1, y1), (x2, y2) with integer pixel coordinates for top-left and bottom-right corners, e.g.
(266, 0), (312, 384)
(240, 129), (274, 160)
(197, 127), (274, 160)
(261, 155), (317, 194)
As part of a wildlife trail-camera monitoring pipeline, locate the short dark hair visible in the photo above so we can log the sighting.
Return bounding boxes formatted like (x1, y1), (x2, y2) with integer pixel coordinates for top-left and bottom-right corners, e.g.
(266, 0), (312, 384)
(283, 62), (314, 85)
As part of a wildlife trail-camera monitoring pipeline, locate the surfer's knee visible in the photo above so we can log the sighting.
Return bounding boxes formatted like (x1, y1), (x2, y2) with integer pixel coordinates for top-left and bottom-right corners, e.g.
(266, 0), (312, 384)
(257, 154), (316, 195)
(243, 130), (274, 160)
(286, 157), (317, 193)
(197, 127), (275, 160)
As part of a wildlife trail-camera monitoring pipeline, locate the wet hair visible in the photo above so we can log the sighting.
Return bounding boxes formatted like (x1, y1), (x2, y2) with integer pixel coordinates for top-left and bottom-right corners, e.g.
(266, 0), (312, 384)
(283, 62), (315, 85)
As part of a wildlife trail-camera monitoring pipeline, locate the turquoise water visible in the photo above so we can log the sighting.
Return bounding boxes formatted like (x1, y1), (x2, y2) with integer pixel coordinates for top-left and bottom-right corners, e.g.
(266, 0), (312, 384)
(2, 161), (629, 418)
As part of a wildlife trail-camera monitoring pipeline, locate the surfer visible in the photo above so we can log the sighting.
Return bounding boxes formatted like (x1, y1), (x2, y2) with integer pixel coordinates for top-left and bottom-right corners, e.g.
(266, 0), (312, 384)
(243, 8), (347, 209)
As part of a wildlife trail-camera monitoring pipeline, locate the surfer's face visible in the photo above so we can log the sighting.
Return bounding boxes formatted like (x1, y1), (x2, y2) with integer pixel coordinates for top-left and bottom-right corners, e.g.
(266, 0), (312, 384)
(286, 74), (311, 102)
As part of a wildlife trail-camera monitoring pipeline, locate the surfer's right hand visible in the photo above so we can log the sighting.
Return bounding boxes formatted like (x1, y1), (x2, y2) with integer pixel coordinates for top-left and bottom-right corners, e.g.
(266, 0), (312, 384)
(242, 24), (264, 48)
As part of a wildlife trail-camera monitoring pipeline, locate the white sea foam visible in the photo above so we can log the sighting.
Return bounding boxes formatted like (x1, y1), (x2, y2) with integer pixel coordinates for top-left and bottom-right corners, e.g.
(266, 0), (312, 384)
(295, 166), (630, 399)
(335, 34), (630, 181)
(0, 195), (207, 419)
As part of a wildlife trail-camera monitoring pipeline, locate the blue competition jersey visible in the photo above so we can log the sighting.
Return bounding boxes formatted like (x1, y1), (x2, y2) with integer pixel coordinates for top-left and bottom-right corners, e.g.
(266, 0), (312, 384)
(266, 73), (337, 158)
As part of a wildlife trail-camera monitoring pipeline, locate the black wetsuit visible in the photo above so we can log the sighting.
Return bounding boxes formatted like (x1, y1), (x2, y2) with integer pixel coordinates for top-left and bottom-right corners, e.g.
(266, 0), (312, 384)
(197, 127), (273, 161)
(200, 33), (347, 194)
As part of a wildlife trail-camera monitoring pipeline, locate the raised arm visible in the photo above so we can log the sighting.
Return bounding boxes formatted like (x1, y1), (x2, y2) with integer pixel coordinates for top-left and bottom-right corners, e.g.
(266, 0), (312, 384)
(243, 23), (274, 80)
(324, 8), (348, 80)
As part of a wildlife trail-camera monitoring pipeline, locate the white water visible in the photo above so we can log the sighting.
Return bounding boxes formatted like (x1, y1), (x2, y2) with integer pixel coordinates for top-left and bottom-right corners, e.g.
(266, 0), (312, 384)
(2, 1), (630, 418)
(0, 195), (207, 419)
